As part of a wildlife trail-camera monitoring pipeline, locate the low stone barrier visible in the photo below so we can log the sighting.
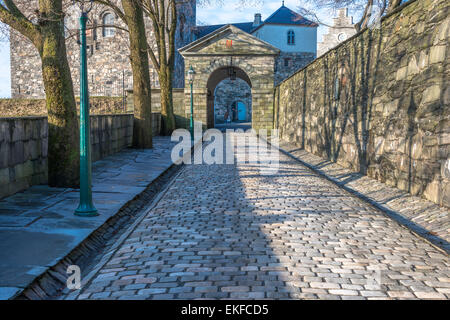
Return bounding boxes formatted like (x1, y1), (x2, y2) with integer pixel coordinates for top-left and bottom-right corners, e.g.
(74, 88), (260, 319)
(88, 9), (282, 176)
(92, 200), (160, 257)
(0, 113), (161, 199)
(127, 89), (186, 129)
(0, 117), (48, 199)
(90, 114), (134, 162)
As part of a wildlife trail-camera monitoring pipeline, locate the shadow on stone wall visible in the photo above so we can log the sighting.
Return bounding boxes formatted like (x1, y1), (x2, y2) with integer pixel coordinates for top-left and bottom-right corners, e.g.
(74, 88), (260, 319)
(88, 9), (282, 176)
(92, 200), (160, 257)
(275, 0), (449, 207)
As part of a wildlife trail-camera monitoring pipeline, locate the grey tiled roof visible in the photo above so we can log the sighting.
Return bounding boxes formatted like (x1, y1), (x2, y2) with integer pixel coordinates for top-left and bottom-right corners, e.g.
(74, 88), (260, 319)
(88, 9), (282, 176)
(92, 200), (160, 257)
(263, 5), (318, 27)
(195, 22), (255, 39)
(194, 5), (317, 40)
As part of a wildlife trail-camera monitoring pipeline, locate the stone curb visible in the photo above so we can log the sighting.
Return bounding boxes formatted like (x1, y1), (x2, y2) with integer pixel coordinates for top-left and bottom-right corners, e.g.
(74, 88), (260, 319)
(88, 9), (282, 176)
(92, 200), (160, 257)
(63, 166), (187, 300)
(63, 138), (204, 300)
(10, 163), (179, 300)
(10, 138), (203, 300)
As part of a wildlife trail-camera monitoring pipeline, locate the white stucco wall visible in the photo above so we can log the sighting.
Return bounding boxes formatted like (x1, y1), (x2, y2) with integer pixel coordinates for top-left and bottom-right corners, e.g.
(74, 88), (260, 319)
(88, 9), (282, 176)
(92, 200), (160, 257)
(252, 25), (317, 54)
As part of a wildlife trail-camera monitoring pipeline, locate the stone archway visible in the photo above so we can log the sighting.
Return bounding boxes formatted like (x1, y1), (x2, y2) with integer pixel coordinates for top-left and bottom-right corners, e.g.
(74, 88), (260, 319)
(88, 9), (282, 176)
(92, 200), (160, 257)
(179, 24), (280, 131)
(207, 66), (252, 127)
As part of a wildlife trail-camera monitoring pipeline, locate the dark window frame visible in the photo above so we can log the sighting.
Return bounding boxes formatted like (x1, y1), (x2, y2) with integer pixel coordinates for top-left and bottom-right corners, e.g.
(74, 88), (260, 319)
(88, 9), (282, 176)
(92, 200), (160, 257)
(102, 12), (115, 38)
(287, 30), (295, 45)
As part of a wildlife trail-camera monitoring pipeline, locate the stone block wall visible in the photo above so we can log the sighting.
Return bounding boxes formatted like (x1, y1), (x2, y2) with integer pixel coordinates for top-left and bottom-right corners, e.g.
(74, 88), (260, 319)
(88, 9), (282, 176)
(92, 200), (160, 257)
(127, 89), (185, 129)
(274, 0), (449, 207)
(0, 97), (128, 117)
(275, 52), (316, 85)
(90, 112), (160, 162)
(90, 114), (134, 162)
(0, 117), (48, 199)
(0, 112), (161, 199)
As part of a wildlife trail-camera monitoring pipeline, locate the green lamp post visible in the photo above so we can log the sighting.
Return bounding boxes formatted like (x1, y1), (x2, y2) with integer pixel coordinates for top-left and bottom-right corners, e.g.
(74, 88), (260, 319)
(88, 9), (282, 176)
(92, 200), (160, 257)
(188, 66), (195, 142)
(74, 0), (98, 217)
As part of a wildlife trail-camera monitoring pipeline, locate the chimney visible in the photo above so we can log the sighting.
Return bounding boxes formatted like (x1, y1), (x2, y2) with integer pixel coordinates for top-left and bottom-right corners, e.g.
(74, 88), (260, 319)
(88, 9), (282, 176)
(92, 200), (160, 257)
(253, 13), (262, 27)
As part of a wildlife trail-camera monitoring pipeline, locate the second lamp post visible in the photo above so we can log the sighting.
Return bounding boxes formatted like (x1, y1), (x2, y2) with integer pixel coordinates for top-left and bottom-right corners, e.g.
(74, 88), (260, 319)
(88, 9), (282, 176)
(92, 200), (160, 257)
(74, 0), (98, 217)
(188, 66), (195, 142)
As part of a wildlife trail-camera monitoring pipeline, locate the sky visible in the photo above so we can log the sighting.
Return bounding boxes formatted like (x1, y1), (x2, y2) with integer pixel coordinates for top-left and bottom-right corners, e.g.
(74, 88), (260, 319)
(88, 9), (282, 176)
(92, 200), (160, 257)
(0, 0), (339, 98)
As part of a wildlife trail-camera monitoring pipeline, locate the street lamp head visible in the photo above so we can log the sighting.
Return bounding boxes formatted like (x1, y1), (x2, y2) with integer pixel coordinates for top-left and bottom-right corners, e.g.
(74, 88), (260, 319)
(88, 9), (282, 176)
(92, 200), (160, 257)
(188, 65), (195, 85)
(73, 0), (94, 15)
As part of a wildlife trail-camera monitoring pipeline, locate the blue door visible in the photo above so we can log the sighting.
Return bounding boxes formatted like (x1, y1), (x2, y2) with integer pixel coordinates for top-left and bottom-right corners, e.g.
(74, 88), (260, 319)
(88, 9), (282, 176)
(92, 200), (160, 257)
(237, 102), (246, 121)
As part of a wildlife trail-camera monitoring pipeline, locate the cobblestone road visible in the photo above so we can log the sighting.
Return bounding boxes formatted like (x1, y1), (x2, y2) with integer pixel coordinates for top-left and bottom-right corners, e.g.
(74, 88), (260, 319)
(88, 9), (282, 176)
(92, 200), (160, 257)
(70, 133), (450, 300)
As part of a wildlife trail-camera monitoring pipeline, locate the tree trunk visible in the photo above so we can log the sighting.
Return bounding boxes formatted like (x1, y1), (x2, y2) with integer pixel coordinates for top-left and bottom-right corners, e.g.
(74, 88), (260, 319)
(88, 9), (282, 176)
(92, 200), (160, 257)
(122, 0), (153, 148)
(355, 0), (374, 32)
(38, 0), (80, 187)
(388, 0), (402, 12)
(159, 65), (176, 135)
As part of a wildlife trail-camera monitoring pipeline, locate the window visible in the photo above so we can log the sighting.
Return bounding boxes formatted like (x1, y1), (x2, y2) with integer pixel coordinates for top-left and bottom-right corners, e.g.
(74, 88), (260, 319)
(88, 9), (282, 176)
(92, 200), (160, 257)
(287, 30), (295, 45)
(284, 58), (291, 67)
(102, 13), (115, 38)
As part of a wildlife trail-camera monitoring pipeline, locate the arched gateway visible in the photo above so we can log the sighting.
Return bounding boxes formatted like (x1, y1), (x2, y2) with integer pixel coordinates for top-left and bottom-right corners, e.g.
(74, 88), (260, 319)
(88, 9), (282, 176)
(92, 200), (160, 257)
(179, 25), (280, 131)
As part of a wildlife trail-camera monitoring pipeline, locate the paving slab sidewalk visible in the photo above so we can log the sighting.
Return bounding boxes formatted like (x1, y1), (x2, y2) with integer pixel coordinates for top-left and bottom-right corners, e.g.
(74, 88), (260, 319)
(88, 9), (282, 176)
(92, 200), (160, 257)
(0, 136), (178, 300)
(277, 140), (450, 253)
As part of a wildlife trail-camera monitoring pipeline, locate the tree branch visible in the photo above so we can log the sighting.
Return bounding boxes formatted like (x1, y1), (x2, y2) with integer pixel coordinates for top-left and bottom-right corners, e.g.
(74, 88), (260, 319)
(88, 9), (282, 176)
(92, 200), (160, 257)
(0, 1), (40, 42)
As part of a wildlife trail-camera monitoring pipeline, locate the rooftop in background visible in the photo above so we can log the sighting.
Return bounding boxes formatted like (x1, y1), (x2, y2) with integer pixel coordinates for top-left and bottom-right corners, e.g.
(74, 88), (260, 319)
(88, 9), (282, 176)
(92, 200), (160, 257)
(195, 22), (255, 39)
(194, 3), (317, 39)
(261, 3), (318, 27)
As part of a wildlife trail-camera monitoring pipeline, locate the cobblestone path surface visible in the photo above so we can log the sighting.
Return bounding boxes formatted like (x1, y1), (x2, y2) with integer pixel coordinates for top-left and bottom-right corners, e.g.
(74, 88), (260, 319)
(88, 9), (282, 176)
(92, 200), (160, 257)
(70, 134), (450, 300)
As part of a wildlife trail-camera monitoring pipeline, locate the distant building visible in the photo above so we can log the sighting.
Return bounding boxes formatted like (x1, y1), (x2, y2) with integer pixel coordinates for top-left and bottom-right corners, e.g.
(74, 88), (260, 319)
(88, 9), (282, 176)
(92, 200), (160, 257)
(193, 3), (319, 124)
(317, 8), (356, 57)
(195, 3), (319, 85)
(10, 0), (196, 99)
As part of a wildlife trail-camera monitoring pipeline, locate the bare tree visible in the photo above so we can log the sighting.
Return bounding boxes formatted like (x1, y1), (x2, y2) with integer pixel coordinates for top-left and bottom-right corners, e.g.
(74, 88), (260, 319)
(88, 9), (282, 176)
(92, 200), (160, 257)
(297, 0), (403, 31)
(92, 0), (153, 148)
(0, 0), (80, 188)
(139, 0), (178, 135)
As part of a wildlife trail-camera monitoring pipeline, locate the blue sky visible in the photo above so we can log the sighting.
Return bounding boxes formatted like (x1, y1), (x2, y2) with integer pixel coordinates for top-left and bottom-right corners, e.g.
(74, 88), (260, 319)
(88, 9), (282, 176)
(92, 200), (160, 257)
(0, 0), (336, 98)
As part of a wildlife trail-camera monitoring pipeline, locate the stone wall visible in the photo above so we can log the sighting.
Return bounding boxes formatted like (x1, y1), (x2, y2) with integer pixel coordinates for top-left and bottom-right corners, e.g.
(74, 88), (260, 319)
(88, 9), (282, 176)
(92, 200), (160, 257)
(126, 89), (186, 129)
(0, 112), (161, 199)
(274, 0), (449, 207)
(0, 117), (48, 199)
(10, 0), (196, 99)
(0, 97), (128, 117)
(90, 114), (134, 163)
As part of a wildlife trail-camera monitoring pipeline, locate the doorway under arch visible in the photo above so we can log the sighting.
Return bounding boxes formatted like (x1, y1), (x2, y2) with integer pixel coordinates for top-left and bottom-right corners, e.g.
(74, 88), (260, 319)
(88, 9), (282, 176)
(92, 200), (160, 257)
(206, 66), (252, 128)
(214, 78), (252, 125)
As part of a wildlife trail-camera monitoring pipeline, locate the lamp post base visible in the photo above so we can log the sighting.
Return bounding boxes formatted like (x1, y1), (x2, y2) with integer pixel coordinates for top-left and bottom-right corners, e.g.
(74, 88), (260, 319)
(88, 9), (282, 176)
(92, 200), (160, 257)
(75, 205), (99, 217)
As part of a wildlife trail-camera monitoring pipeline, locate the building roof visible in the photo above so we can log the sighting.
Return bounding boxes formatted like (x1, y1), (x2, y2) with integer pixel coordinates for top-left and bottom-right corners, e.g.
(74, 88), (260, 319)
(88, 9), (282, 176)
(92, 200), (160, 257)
(194, 4), (317, 40)
(263, 4), (318, 27)
(180, 24), (280, 57)
(195, 22), (254, 39)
